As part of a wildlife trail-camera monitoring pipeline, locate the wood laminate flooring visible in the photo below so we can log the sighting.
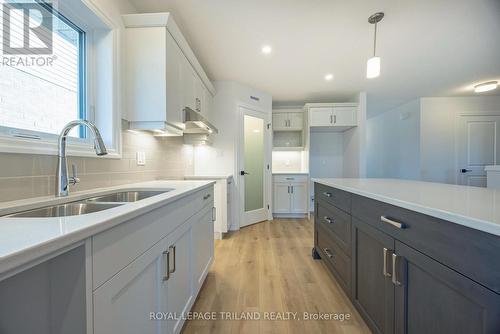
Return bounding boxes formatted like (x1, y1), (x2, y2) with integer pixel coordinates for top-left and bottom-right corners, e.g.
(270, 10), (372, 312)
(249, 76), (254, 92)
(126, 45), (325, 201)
(182, 218), (371, 334)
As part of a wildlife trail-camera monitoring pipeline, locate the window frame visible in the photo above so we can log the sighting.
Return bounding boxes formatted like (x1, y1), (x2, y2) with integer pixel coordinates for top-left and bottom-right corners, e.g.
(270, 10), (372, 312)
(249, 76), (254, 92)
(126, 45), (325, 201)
(0, 0), (122, 158)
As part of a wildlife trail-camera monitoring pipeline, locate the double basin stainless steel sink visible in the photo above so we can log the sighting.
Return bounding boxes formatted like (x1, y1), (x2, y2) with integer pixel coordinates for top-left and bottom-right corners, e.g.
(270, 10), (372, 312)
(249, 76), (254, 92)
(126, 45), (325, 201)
(5, 190), (172, 218)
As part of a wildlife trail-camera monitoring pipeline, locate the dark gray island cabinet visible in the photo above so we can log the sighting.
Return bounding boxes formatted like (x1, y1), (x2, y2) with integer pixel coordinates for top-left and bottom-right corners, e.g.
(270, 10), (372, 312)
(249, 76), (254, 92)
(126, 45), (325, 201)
(313, 182), (500, 334)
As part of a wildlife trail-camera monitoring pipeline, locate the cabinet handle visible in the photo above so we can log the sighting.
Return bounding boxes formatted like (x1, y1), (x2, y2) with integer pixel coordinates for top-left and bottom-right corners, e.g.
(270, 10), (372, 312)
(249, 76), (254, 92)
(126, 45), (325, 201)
(381, 216), (405, 229)
(323, 248), (334, 258)
(323, 216), (333, 224)
(288, 186), (290, 193)
(330, 115), (333, 124)
(162, 249), (170, 281)
(212, 206), (217, 221)
(291, 186), (294, 193)
(391, 253), (405, 286)
(169, 245), (176, 274)
(383, 248), (393, 277)
(334, 115), (337, 124)
(285, 177), (294, 180)
(322, 192), (332, 198)
(203, 194), (211, 200)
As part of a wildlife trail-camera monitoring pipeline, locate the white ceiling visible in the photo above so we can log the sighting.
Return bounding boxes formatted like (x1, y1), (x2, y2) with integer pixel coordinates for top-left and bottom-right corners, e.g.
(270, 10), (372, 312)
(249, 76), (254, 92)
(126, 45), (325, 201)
(129, 0), (500, 116)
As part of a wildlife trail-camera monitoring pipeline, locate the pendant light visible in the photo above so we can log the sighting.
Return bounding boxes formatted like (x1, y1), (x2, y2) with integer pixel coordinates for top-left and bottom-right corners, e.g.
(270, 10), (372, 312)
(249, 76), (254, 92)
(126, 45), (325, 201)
(367, 12), (384, 79)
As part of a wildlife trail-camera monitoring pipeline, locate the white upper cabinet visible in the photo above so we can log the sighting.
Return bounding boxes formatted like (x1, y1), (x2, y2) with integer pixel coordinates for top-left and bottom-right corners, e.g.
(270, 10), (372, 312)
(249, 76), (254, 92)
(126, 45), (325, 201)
(123, 13), (216, 133)
(307, 103), (358, 131)
(273, 111), (304, 131)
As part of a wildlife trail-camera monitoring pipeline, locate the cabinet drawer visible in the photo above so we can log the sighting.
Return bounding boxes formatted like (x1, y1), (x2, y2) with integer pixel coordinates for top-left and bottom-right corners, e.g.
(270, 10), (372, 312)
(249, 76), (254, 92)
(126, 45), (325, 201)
(317, 224), (351, 295)
(315, 183), (351, 214)
(352, 194), (500, 294)
(92, 187), (214, 290)
(317, 201), (351, 256)
(273, 174), (308, 183)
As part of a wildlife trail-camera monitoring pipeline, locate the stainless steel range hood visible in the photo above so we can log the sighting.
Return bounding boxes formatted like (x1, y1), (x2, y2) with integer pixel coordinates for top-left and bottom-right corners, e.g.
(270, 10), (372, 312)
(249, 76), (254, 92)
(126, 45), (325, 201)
(183, 107), (219, 134)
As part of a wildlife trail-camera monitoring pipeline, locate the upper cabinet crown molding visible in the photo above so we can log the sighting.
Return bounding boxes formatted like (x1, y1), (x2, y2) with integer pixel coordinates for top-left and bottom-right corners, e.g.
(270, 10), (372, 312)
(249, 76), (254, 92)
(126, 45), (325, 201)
(122, 13), (215, 95)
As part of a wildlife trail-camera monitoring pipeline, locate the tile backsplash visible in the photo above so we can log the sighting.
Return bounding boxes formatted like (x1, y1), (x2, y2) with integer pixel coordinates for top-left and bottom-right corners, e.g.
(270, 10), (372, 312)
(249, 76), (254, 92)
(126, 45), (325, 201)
(0, 130), (194, 202)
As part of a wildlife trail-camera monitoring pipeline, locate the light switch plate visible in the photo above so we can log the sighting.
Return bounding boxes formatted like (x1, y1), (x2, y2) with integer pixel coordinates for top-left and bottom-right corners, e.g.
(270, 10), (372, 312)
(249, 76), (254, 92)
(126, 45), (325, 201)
(136, 151), (146, 166)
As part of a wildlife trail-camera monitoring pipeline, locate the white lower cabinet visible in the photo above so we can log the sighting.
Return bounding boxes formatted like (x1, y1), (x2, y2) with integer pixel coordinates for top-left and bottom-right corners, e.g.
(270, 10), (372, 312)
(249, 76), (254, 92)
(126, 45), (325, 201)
(272, 174), (309, 217)
(93, 238), (167, 334)
(93, 187), (214, 334)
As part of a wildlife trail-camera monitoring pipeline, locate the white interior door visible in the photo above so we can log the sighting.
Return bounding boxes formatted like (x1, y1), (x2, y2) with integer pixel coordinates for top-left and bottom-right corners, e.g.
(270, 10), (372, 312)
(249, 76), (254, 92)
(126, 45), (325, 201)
(457, 115), (500, 187)
(239, 106), (270, 227)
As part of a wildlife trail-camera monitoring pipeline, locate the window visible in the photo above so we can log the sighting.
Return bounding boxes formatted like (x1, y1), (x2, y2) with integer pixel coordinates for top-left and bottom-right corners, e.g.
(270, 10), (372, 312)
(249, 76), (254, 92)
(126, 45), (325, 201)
(0, 1), (86, 139)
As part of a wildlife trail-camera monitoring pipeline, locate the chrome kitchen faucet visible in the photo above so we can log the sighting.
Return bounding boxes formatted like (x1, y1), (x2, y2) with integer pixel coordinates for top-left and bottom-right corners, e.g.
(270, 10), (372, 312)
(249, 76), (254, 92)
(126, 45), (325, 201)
(56, 120), (108, 197)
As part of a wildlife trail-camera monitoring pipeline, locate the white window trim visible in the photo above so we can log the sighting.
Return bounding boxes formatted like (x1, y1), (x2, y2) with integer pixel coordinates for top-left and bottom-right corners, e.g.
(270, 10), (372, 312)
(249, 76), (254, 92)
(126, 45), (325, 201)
(0, 0), (122, 159)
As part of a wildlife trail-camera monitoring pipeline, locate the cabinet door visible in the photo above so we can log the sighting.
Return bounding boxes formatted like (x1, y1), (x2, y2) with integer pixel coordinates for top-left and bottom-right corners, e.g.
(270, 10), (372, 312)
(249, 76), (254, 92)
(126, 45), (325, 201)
(394, 241), (500, 334)
(273, 183), (291, 213)
(290, 183), (307, 213)
(352, 218), (395, 334)
(272, 113), (289, 130)
(288, 112), (304, 129)
(332, 106), (357, 126)
(93, 238), (168, 334)
(309, 107), (333, 126)
(165, 221), (193, 334)
(165, 32), (184, 128)
(182, 56), (196, 111)
(191, 206), (214, 293)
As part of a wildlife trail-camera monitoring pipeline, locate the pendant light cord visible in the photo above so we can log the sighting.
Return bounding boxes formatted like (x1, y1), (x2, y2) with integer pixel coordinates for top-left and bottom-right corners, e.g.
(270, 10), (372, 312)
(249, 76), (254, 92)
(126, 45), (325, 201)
(373, 22), (377, 56)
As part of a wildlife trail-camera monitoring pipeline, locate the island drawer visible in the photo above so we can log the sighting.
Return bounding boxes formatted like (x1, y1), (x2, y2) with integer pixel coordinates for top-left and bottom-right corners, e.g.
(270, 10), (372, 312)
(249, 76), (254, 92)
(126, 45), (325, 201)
(92, 187), (214, 290)
(317, 224), (351, 295)
(352, 194), (500, 294)
(317, 201), (351, 256)
(315, 183), (351, 214)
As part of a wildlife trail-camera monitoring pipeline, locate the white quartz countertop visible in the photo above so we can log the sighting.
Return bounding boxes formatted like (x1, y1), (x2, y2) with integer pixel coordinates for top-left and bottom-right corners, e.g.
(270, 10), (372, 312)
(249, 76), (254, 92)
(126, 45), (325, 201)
(0, 180), (214, 275)
(184, 174), (233, 180)
(312, 178), (500, 237)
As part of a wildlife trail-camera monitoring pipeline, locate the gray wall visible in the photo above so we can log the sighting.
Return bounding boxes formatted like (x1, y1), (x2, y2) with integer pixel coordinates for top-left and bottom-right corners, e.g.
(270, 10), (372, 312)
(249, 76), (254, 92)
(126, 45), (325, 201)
(367, 99), (421, 180)
(0, 130), (193, 202)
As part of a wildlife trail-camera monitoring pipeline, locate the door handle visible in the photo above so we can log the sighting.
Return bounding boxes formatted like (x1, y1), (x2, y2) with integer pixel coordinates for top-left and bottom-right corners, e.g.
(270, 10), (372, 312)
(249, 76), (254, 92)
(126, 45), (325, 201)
(383, 248), (393, 277)
(460, 168), (472, 173)
(392, 253), (405, 286)
(168, 245), (176, 274)
(240, 170), (250, 175)
(162, 249), (170, 281)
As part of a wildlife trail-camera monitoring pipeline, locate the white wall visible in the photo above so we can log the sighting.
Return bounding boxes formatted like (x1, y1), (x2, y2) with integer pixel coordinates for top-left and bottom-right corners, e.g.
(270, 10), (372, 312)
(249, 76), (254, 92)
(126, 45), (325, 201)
(208, 81), (272, 229)
(272, 151), (307, 172)
(343, 92), (367, 177)
(420, 96), (500, 184)
(367, 99), (421, 179)
(366, 95), (500, 184)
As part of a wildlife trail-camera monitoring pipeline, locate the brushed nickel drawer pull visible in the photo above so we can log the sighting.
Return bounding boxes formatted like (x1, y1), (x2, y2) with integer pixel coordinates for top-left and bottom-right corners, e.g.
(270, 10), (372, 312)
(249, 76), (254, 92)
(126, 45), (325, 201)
(392, 253), (403, 286)
(323, 248), (334, 258)
(169, 245), (176, 274)
(381, 216), (404, 229)
(203, 194), (211, 200)
(162, 249), (170, 281)
(323, 192), (332, 198)
(383, 248), (392, 277)
(323, 216), (333, 224)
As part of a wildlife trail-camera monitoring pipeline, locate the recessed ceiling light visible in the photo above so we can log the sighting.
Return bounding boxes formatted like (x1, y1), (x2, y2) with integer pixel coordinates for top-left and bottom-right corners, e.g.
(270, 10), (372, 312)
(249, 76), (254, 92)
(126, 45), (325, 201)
(261, 45), (272, 55)
(474, 81), (498, 93)
(325, 73), (334, 81)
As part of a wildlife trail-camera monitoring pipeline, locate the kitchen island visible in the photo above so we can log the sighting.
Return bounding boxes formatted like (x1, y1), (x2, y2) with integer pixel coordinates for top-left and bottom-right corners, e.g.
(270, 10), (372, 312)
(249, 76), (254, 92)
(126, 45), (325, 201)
(312, 178), (500, 334)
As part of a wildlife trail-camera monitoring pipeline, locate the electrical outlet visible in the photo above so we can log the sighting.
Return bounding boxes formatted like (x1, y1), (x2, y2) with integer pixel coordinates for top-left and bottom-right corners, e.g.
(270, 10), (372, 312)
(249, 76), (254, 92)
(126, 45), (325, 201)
(136, 151), (146, 166)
